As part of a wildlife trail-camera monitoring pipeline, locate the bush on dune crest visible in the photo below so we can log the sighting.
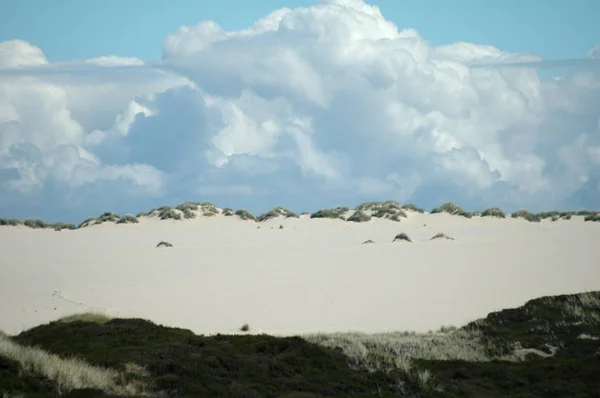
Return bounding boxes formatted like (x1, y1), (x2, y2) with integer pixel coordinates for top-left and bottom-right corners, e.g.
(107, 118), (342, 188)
(480, 207), (506, 218)
(355, 201), (408, 221)
(393, 233), (412, 243)
(235, 209), (256, 221)
(511, 209), (541, 222)
(0, 218), (23, 227)
(257, 207), (299, 222)
(346, 210), (372, 223)
(310, 207), (349, 220)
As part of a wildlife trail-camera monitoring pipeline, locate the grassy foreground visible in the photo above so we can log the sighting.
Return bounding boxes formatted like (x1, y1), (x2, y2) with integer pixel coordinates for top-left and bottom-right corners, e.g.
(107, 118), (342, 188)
(1, 291), (599, 397)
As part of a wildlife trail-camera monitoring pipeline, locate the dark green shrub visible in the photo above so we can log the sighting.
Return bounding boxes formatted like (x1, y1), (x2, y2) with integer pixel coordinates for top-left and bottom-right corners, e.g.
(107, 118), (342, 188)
(511, 210), (541, 222)
(158, 207), (181, 220)
(346, 210), (371, 223)
(235, 209), (256, 221)
(257, 207), (298, 222)
(431, 202), (463, 215)
(481, 207), (506, 218)
(310, 207), (348, 220)
(584, 213), (600, 222)
(0, 218), (22, 226)
(222, 208), (234, 216)
(24, 219), (45, 229)
(116, 215), (139, 224)
(401, 203), (424, 213)
(393, 233), (412, 243)
(49, 222), (77, 231)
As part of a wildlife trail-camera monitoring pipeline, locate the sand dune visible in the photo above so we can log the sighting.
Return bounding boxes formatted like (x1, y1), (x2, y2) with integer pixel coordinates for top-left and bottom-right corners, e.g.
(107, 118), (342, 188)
(1, 207), (599, 336)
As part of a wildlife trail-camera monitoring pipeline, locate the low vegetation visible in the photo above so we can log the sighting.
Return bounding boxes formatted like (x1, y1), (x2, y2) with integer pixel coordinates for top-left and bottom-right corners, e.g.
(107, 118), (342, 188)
(310, 206), (349, 220)
(257, 207), (299, 222)
(0, 218), (22, 226)
(199, 202), (219, 217)
(156, 241), (173, 248)
(480, 207), (506, 218)
(56, 313), (112, 325)
(234, 209), (256, 221)
(584, 213), (600, 222)
(116, 215), (139, 224)
(393, 232), (412, 243)
(3, 291), (598, 397)
(430, 233), (454, 240)
(346, 210), (372, 223)
(511, 209), (541, 222)
(355, 201), (408, 221)
(3, 201), (600, 234)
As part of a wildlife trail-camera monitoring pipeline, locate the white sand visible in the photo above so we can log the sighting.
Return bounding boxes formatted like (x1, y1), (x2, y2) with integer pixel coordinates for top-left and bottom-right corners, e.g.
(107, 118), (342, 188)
(1, 212), (599, 336)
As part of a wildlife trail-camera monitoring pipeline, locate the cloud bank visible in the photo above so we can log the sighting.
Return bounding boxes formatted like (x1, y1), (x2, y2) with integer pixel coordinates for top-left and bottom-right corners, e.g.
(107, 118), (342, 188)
(1, 0), (599, 222)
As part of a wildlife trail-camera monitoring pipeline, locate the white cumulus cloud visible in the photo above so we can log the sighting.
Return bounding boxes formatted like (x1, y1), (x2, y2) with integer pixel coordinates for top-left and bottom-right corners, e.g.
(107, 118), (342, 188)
(1, 0), (599, 222)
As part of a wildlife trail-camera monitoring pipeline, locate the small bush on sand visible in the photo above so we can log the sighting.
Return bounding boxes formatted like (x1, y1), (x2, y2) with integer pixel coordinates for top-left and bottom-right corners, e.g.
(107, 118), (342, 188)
(430, 233), (454, 241)
(346, 210), (372, 223)
(511, 210), (541, 222)
(257, 207), (298, 222)
(357, 201), (408, 221)
(200, 202), (219, 217)
(402, 203), (425, 213)
(49, 222), (77, 231)
(310, 207), (348, 220)
(584, 213), (600, 222)
(430, 202), (463, 215)
(78, 217), (95, 228)
(577, 210), (596, 217)
(536, 211), (560, 220)
(393, 233), (412, 243)
(116, 215), (139, 224)
(175, 202), (199, 219)
(240, 323), (250, 332)
(23, 219), (46, 229)
(0, 218), (23, 226)
(235, 209), (256, 221)
(156, 241), (173, 248)
(222, 208), (234, 216)
(56, 312), (112, 325)
(175, 202), (199, 212)
(158, 207), (181, 220)
(98, 212), (120, 223)
(362, 239), (375, 244)
(481, 207), (506, 218)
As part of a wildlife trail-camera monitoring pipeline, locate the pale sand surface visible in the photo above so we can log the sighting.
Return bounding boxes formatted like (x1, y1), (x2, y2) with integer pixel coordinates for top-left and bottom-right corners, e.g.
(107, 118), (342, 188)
(1, 212), (599, 336)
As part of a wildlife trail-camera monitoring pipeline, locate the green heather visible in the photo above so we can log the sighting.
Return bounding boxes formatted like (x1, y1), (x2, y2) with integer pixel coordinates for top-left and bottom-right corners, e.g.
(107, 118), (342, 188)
(2, 291), (598, 397)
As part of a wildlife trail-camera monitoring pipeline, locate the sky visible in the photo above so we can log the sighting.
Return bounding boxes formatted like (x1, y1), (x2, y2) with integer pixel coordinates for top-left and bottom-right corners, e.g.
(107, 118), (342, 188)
(0, 0), (599, 223)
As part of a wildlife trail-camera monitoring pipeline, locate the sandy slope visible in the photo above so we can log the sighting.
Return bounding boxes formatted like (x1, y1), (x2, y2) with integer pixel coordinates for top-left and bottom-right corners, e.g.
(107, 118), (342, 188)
(1, 212), (598, 336)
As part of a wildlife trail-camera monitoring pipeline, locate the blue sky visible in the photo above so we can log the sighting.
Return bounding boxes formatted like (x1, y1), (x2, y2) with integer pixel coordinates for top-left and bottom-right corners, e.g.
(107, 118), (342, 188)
(0, 0), (599, 223)
(2, 0), (598, 62)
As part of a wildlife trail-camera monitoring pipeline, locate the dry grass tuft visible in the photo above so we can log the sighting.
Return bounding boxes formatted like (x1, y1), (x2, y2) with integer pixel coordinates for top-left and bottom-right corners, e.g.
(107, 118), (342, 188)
(0, 332), (148, 396)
